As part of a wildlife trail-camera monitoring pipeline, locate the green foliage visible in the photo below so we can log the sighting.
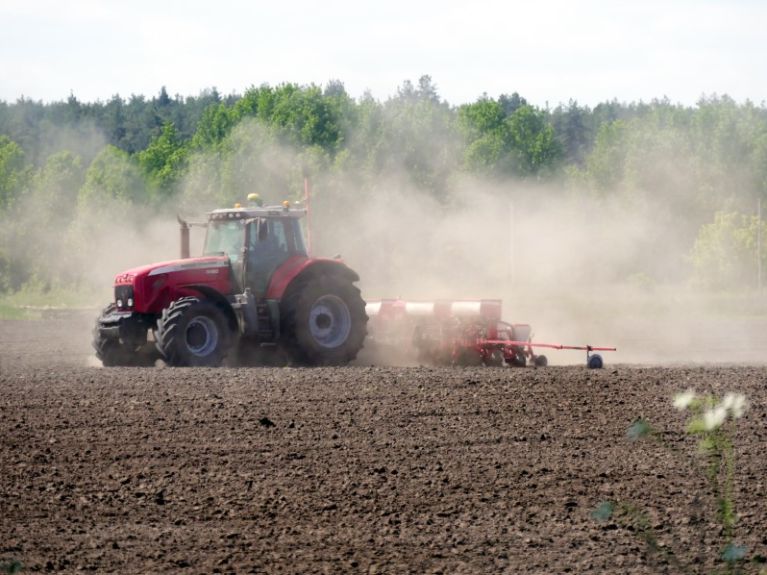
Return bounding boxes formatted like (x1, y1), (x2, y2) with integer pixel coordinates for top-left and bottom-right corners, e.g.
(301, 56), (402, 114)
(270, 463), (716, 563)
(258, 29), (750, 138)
(0, 135), (29, 210)
(4, 82), (767, 297)
(581, 120), (629, 193)
(349, 76), (460, 195)
(137, 122), (188, 197)
(78, 145), (147, 206)
(691, 211), (766, 290)
(459, 98), (506, 136)
(506, 105), (562, 176)
(459, 98), (509, 174)
(191, 102), (236, 149)
(459, 99), (562, 177)
(577, 96), (767, 224)
(262, 84), (343, 151)
(551, 100), (593, 165)
(191, 82), (352, 157)
(32, 150), (85, 221)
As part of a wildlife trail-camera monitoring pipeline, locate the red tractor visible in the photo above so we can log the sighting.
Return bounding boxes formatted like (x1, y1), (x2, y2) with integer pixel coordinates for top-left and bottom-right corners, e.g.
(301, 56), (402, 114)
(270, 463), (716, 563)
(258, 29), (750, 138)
(93, 203), (367, 367)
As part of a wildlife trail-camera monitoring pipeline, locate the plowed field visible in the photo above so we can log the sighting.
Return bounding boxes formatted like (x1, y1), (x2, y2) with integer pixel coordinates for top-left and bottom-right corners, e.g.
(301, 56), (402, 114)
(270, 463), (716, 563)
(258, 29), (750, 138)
(1, 316), (766, 574)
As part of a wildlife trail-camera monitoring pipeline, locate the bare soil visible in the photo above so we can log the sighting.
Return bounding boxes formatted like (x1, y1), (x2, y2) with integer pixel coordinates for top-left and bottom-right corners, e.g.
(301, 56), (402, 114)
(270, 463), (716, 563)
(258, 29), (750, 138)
(1, 316), (766, 574)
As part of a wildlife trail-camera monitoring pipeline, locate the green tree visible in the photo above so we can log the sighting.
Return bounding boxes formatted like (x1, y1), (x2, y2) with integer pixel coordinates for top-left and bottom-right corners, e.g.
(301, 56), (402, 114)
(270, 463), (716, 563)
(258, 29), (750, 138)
(191, 102), (236, 149)
(459, 98), (506, 137)
(262, 84), (343, 152)
(0, 135), (29, 211)
(362, 77), (459, 194)
(79, 145), (147, 206)
(459, 98), (509, 173)
(505, 105), (561, 176)
(691, 211), (766, 290)
(32, 150), (85, 221)
(551, 100), (592, 165)
(137, 122), (188, 198)
(498, 92), (527, 115)
(580, 120), (629, 193)
(458, 99), (561, 177)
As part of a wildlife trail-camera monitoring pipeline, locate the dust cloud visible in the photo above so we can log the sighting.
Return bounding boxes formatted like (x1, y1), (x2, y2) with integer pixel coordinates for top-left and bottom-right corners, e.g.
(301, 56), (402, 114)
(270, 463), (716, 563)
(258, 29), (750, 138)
(307, 176), (767, 366)
(7, 117), (766, 367)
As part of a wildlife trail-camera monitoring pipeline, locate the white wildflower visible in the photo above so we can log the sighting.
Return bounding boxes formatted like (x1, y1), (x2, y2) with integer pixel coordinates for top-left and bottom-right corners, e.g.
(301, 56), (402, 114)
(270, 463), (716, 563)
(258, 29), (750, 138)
(673, 389), (697, 411)
(703, 405), (728, 430)
(722, 393), (748, 419)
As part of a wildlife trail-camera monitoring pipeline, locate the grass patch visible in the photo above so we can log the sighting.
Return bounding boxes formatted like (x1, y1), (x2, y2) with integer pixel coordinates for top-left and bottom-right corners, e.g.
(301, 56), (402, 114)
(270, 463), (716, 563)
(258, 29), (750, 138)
(0, 303), (41, 320)
(0, 284), (105, 320)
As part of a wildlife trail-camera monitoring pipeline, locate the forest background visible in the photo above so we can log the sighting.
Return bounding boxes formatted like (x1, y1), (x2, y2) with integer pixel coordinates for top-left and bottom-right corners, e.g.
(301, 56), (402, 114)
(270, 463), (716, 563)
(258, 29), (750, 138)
(1, 76), (766, 313)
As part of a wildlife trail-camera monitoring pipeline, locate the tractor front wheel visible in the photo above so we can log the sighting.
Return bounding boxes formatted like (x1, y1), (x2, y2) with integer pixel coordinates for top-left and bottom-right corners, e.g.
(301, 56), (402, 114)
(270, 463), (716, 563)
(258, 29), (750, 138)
(156, 297), (231, 367)
(93, 329), (134, 366)
(281, 275), (367, 366)
(93, 304), (157, 367)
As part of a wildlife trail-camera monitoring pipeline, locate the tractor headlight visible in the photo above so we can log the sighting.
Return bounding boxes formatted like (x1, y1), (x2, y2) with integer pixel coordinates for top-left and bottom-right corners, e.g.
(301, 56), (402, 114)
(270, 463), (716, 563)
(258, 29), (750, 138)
(114, 285), (135, 310)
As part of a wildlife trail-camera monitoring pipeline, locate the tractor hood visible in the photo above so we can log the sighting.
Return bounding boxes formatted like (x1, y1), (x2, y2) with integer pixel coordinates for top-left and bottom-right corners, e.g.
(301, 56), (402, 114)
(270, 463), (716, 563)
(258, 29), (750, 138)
(114, 256), (231, 283)
(113, 256), (233, 314)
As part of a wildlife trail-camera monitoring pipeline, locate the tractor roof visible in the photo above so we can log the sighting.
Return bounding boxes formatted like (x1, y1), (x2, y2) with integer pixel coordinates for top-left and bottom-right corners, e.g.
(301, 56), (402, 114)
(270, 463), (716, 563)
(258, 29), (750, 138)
(208, 204), (306, 221)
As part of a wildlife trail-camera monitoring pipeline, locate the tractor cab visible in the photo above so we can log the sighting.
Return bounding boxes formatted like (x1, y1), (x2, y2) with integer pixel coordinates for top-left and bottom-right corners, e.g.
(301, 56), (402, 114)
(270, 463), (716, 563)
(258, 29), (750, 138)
(203, 205), (307, 296)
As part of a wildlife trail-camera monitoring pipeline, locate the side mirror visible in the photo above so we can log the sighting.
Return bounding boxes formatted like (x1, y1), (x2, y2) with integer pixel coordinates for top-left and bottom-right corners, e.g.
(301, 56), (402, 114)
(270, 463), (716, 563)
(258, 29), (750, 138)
(258, 219), (268, 242)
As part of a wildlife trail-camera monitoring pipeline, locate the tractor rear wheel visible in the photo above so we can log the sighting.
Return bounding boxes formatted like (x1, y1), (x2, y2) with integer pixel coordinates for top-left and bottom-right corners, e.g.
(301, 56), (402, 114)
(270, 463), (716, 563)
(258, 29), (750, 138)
(156, 297), (231, 367)
(281, 275), (367, 366)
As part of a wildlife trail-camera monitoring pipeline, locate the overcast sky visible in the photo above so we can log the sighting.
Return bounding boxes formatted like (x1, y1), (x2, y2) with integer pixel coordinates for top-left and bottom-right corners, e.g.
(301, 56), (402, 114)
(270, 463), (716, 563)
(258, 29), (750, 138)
(1, 0), (765, 107)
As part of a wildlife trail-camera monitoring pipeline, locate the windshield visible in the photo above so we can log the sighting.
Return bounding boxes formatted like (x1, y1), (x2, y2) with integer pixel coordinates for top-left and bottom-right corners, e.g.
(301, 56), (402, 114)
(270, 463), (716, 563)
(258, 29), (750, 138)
(203, 220), (245, 262)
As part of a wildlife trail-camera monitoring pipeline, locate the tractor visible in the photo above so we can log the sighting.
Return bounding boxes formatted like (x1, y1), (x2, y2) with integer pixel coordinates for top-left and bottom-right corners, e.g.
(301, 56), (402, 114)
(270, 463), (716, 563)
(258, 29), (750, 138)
(92, 202), (367, 367)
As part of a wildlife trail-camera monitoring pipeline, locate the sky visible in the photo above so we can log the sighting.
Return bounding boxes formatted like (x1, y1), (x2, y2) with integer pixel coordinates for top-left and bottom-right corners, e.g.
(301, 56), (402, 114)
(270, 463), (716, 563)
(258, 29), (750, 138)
(0, 0), (765, 107)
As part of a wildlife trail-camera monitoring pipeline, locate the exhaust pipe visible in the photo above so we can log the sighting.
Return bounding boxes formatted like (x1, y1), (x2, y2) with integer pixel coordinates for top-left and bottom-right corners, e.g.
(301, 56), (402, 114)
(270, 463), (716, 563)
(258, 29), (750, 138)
(178, 216), (190, 259)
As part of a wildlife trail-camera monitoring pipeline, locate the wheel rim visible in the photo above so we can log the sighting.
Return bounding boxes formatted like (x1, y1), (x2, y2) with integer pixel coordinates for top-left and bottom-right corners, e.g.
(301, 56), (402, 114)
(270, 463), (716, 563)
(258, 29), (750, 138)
(308, 295), (351, 348)
(185, 316), (219, 357)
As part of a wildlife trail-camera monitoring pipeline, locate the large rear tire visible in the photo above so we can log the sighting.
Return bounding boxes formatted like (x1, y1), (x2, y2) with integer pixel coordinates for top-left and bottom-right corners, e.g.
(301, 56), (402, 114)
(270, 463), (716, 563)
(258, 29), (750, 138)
(281, 275), (367, 366)
(156, 297), (231, 367)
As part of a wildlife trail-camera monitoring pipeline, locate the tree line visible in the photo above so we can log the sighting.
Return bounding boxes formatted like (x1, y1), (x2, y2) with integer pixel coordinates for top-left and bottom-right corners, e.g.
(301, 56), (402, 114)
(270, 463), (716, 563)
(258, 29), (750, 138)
(1, 76), (766, 294)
